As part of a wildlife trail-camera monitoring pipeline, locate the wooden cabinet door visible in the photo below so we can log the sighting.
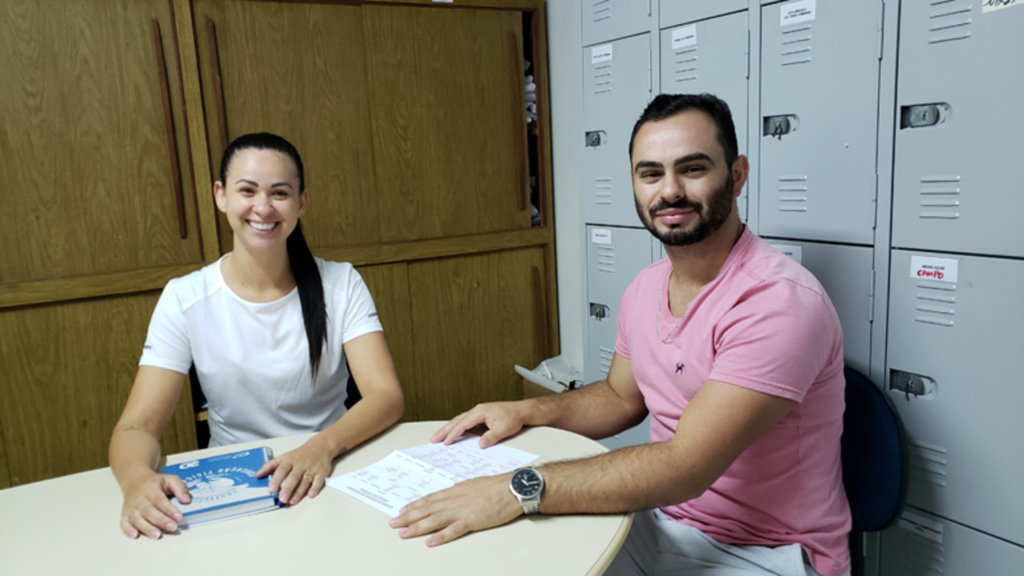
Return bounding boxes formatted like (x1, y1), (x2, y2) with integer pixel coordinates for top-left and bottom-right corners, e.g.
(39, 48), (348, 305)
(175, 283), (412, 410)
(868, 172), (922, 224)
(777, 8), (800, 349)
(192, 0), (380, 254)
(353, 262), (416, 419)
(0, 293), (196, 486)
(0, 0), (203, 284)
(364, 5), (533, 243)
(404, 248), (551, 421)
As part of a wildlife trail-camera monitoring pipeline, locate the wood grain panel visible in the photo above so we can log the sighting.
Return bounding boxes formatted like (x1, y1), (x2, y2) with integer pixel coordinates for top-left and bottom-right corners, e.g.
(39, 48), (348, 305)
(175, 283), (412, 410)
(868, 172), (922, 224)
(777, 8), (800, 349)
(406, 248), (550, 421)
(0, 263), (204, 310)
(0, 0), (203, 284)
(0, 293), (196, 486)
(363, 5), (532, 243)
(352, 263), (419, 421)
(193, 0), (379, 255)
(0, 422), (10, 489)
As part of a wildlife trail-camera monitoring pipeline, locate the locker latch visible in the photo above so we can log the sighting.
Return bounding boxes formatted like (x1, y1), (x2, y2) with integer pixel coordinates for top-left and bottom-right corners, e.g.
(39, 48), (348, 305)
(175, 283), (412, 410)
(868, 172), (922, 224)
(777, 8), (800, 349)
(585, 131), (607, 147)
(900, 103), (950, 129)
(889, 369), (937, 401)
(763, 115), (799, 140)
(589, 302), (610, 320)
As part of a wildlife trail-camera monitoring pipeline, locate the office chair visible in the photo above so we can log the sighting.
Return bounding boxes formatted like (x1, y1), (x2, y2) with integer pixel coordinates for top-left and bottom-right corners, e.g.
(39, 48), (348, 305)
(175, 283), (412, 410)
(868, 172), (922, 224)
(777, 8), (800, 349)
(841, 367), (909, 532)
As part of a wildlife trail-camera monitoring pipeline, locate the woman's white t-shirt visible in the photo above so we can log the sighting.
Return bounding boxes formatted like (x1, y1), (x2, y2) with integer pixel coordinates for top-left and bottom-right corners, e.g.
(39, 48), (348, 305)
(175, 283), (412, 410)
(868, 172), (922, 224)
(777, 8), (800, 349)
(139, 256), (382, 447)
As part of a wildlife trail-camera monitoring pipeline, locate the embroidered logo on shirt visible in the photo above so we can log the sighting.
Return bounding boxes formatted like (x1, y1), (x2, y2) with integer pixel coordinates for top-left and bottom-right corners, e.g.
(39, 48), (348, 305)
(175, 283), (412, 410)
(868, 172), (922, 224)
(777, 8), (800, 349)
(675, 363), (685, 374)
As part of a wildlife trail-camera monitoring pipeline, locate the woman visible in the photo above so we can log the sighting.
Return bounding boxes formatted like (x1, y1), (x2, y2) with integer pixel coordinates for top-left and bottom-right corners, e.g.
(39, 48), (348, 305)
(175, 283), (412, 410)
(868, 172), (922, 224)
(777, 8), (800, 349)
(110, 133), (404, 540)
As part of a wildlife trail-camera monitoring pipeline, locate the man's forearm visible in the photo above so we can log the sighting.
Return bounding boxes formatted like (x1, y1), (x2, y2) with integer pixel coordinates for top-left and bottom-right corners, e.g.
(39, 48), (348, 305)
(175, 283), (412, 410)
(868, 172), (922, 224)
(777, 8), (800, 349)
(523, 380), (647, 440)
(537, 440), (705, 515)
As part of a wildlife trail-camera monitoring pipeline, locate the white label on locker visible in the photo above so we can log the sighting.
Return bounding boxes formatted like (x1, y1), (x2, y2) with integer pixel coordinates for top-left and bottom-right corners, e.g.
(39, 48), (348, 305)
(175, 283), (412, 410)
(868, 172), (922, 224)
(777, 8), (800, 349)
(983, 0), (1021, 13)
(770, 244), (802, 264)
(910, 256), (959, 283)
(591, 228), (613, 245)
(591, 44), (613, 64)
(671, 25), (697, 50)
(898, 512), (944, 544)
(780, 0), (816, 26)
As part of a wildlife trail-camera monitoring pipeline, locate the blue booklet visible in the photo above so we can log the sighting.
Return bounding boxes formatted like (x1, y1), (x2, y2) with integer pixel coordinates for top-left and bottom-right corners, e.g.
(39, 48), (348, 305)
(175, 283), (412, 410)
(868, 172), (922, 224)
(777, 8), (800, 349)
(163, 446), (282, 528)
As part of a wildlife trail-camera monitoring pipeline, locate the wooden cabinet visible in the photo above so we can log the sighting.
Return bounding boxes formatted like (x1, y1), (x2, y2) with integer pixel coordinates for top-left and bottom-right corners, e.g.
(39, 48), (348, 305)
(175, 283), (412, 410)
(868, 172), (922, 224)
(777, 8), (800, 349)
(0, 0), (557, 487)
(1, 0), (205, 284)
(0, 294), (197, 486)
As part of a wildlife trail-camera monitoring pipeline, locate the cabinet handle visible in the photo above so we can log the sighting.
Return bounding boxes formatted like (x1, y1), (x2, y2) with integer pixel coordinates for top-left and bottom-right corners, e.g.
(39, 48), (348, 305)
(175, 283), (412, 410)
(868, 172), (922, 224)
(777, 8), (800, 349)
(152, 19), (187, 239)
(509, 31), (527, 212)
(207, 18), (229, 153)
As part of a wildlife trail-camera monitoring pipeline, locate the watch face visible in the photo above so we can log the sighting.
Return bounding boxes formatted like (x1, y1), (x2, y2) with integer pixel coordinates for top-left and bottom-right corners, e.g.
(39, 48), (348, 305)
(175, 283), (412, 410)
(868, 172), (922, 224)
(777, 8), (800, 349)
(511, 468), (542, 498)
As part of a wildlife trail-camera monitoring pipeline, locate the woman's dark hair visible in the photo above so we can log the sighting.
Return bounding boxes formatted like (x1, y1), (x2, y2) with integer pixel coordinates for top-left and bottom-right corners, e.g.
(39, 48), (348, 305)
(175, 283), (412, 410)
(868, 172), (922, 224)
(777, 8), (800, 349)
(219, 133), (327, 383)
(628, 93), (739, 168)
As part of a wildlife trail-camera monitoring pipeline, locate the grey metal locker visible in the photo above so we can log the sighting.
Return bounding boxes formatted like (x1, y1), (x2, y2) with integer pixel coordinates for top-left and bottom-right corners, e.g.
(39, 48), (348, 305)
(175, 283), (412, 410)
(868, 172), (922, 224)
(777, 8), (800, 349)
(880, 506), (1024, 575)
(759, 0), (882, 244)
(585, 225), (655, 383)
(891, 1), (1024, 258)
(767, 240), (872, 376)
(660, 11), (749, 222)
(582, 34), (652, 227)
(659, 0), (746, 29)
(886, 250), (1024, 546)
(582, 0), (651, 47)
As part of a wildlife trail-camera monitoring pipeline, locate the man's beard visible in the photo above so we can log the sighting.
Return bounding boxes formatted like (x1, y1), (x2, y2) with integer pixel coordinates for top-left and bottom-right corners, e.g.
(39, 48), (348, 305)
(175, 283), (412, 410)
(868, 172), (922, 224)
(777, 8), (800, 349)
(635, 172), (735, 247)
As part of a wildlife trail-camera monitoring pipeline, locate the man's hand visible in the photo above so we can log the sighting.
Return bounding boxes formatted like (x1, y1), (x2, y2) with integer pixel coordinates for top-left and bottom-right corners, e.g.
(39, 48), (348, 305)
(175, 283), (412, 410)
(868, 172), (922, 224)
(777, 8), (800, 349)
(431, 402), (531, 448)
(257, 435), (335, 505)
(120, 471), (191, 539)
(389, 474), (523, 546)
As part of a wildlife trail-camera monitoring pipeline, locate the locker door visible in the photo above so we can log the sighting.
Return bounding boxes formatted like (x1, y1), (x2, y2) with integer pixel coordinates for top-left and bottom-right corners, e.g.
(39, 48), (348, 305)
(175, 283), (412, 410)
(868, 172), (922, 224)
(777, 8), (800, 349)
(759, 0), (882, 244)
(880, 506), (1024, 575)
(767, 240), (872, 375)
(585, 226), (655, 383)
(660, 12), (749, 222)
(887, 250), (1024, 546)
(582, 0), (651, 47)
(660, 0), (746, 29)
(892, 2), (1024, 258)
(582, 35), (652, 227)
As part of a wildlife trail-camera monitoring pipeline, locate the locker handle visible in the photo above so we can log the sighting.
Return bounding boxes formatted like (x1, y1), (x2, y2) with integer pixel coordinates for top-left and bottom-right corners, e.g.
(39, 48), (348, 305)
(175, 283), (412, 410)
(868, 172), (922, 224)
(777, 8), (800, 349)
(889, 369), (937, 400)
(589, 302), (610, 320)
(900, 103), (950, 129)
(763, 115), (799, 139)
(585, 130), (607, 147)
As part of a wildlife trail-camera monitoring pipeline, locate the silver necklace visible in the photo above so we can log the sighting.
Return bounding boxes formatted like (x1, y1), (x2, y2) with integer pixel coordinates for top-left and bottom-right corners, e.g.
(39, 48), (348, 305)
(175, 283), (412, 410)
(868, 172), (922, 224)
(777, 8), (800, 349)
(656, 267), (682, 343)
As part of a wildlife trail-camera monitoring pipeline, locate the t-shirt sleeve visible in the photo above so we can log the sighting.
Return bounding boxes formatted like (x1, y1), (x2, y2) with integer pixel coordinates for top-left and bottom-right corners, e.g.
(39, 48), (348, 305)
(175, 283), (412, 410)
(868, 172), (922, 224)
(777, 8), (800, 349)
(338, 268), (383, 344)
(138, 281), (192, 374)
(708, 279), (840, 403)
(614, 275), (642, 360)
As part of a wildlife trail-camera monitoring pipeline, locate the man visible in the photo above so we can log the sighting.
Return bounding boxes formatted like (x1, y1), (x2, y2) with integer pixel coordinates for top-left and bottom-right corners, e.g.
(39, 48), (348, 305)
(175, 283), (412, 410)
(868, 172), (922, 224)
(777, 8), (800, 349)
(390, 94), (851, 576)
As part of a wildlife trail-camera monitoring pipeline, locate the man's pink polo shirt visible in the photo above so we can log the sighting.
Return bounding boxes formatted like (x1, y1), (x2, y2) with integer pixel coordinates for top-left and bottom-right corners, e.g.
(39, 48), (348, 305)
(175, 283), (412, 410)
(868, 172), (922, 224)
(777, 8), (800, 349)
(615, 228), (851, 576)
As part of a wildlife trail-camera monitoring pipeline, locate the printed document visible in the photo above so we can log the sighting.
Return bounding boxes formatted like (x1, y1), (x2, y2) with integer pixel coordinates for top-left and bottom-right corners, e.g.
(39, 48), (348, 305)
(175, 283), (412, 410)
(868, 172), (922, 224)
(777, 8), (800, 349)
(327, 435), (538, 516)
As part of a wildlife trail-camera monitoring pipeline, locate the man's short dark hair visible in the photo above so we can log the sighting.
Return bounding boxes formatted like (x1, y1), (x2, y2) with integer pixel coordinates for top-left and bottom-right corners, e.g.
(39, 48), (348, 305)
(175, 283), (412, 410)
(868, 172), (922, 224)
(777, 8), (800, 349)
(628, 93), (739, 168)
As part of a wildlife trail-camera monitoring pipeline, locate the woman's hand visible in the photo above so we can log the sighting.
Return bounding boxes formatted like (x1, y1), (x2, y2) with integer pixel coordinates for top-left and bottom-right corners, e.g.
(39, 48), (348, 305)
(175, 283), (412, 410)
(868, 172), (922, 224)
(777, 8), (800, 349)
(257, 435), (335, 505)
(119, 471), (191, 539)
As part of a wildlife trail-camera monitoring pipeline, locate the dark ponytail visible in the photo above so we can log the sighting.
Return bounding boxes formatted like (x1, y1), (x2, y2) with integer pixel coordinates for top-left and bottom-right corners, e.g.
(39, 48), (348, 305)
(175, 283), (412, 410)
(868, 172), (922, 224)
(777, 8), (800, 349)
(220, 133), (328, 382)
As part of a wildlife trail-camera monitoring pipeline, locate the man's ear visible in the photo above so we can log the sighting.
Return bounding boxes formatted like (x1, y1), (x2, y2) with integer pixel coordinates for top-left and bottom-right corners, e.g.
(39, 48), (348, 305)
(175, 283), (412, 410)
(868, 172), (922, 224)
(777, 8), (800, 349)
(214, 181), (227, 213)
(731, 155), (750, 198)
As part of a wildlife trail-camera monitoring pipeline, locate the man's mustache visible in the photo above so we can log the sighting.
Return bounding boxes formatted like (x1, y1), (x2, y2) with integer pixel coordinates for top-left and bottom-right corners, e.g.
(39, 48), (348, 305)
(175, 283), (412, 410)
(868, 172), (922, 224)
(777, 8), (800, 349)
(649, 199), (703, 218)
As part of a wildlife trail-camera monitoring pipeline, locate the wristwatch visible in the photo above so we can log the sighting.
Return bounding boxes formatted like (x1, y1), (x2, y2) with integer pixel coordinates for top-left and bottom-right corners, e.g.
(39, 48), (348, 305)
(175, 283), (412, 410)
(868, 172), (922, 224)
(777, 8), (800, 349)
(509, 466), (544, 515)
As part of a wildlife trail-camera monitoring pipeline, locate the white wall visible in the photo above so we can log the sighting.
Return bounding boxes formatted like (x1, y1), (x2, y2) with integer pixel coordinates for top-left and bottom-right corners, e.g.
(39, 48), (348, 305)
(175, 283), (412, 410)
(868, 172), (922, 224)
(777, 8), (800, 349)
(546, 0), (585, 372)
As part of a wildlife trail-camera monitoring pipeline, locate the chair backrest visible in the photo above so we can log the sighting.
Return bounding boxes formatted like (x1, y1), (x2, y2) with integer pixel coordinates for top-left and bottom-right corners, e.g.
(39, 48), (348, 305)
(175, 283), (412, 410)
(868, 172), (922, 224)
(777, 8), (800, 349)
(841, 367), (909, 532)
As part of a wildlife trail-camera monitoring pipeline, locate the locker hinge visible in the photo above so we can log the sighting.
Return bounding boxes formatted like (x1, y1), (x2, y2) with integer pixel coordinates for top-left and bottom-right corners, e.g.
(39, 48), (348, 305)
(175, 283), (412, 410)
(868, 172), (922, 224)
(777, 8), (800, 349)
(868, 269), (876, 323)
(872, 173), (879, 229)
(746, 29), (751, 80)
(877, 0), (885, 60)
(647, 47), (652, 94)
